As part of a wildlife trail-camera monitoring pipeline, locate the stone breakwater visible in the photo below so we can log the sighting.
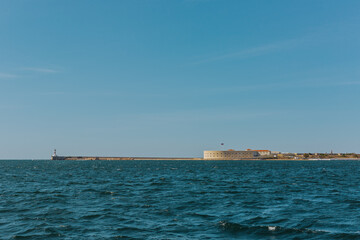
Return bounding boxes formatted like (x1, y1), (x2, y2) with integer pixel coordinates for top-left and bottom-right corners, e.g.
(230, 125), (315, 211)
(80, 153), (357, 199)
(51, 156), (203, 161)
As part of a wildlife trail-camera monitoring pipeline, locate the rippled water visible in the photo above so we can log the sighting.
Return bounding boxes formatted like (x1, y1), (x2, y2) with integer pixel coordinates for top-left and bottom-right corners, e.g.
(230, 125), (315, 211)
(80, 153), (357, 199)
(1, 160), (360, 239)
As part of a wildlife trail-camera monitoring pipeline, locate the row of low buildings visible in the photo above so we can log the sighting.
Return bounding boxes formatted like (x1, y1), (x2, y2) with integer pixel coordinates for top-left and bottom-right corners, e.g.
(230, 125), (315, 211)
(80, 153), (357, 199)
(203, 148), (274, 160)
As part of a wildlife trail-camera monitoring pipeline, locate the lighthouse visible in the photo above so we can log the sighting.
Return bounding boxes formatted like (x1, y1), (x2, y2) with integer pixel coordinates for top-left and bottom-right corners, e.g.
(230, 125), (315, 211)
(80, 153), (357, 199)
(51, 149), (58, 160)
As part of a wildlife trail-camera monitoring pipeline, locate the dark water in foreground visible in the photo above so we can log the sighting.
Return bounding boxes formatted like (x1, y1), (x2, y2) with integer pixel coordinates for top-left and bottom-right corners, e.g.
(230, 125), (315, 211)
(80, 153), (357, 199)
(1, 160), (360, 239)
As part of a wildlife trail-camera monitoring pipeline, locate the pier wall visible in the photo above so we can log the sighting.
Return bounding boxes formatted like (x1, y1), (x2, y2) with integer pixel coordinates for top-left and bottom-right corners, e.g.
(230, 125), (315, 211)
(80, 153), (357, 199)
(51, 156), (203, 161)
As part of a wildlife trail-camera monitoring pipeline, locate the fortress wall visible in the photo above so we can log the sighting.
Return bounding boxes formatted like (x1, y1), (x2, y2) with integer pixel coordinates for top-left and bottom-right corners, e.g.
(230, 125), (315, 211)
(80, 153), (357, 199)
(203, 151), (260, 160)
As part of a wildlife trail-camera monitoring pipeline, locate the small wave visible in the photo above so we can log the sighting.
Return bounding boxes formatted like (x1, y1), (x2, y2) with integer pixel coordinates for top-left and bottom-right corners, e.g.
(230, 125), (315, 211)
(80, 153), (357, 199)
(190, 212), (216, 218)
(100, 190), (116, 196)
(80, 214), (104, 220)
(150, 182), (168, 186)
(115, 226), (145, 233)
(331, 232), (360, 239)
(12, 227), (64, 239)
(110, 236), (143, 240)
(218, 220), (328, 237)
(81, 188), (100, 193)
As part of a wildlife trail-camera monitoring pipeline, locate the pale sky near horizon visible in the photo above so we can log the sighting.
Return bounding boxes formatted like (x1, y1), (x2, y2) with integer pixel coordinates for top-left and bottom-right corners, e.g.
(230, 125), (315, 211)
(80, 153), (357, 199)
(1, 0), (360, 159)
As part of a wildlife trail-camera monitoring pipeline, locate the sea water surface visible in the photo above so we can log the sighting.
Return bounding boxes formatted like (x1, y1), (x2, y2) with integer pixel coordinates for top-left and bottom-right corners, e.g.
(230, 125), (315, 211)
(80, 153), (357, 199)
(1, 160), (360, 239)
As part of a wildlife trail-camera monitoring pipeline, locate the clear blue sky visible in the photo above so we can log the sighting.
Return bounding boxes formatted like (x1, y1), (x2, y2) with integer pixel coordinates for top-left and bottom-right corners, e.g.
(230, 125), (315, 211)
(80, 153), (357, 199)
(1, 0), (359, 159)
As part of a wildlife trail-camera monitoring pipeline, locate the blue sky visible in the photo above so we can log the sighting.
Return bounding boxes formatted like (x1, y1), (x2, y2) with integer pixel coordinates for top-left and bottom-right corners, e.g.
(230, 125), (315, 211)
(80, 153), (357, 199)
(1, 0), (360, 158)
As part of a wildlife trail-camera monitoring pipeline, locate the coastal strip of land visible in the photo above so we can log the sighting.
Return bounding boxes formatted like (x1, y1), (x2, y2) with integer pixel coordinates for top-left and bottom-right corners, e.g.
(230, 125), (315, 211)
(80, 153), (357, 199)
(51, 156), (360, 161)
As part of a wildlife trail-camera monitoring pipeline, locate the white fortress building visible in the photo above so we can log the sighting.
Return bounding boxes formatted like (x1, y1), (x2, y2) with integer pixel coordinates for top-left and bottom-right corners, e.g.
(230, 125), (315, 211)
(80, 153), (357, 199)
(246, 149), (271, 156)
(203, 150), (260, 160)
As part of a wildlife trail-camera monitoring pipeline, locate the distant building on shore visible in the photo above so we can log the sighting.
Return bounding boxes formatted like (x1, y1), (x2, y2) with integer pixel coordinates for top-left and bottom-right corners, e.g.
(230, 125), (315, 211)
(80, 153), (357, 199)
(246, 149), (271, 156)
(204, 150), (260, 160)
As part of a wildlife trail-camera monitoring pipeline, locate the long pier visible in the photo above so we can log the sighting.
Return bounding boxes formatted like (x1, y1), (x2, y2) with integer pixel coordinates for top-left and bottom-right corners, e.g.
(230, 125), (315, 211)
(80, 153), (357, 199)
(51, 156), (203, 160)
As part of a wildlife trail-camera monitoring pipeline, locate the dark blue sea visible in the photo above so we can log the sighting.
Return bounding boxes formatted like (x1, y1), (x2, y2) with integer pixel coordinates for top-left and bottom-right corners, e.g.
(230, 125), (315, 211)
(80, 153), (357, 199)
(1, 160), (360, 239)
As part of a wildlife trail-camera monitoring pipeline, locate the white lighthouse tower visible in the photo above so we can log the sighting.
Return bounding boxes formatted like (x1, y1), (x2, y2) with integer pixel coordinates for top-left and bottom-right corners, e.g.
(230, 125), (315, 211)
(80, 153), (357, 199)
(51, 149), (58, 160)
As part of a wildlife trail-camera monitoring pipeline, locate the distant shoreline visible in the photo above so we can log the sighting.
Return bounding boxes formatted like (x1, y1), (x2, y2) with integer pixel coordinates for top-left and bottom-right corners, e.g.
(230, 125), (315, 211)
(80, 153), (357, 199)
(50, 156), (360, 161)
(1, 158), (360, 161)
